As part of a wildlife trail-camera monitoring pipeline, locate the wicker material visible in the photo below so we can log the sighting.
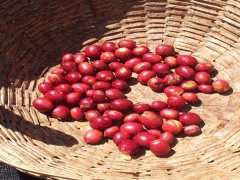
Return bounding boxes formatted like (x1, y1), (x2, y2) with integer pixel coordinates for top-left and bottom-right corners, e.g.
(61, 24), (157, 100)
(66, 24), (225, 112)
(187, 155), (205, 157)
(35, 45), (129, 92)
(0, 0), (240, 179)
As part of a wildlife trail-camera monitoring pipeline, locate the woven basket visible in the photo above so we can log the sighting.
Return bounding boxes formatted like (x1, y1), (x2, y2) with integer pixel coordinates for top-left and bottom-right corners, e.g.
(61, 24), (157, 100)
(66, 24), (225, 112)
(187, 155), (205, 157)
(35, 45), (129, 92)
(0, 0), (240, 179)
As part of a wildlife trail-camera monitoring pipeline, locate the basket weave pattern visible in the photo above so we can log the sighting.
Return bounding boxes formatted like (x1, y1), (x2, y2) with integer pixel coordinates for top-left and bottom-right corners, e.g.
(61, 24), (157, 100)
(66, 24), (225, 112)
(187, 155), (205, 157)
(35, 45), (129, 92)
(0, 0), (240, 179)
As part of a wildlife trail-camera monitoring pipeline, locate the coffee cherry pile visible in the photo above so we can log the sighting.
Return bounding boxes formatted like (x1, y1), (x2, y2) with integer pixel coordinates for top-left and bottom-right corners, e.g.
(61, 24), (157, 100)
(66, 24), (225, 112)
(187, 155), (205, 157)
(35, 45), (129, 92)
(32, 39), (231, 157)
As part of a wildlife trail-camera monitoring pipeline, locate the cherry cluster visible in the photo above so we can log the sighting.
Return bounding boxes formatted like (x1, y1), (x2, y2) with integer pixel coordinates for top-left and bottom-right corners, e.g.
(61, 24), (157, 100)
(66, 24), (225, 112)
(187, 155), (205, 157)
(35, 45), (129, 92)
(32, 39), (231, 157)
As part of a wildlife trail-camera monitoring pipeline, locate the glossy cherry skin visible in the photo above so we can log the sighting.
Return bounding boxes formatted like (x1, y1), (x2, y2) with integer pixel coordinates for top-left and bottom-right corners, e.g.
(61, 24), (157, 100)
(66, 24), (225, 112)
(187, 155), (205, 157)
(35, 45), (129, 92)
(79, 98), (96, 111)
(150, 139), (170, 156)
(62, 53), (75, 62)
(176, 55), (197, 67)
(163, 74), (182, 86)
(100, 52), (116, 63)
(78, 62), (95, 75)
(118, 140), (140, 155)
(118, 39), (136, 49)
(137, 70), (156, 85)
(120, 122), (144, 136)
(147, 77), (165, 91)
(101, 41), (117, 52)
(133, 62), (152, 73)
(90, 116), (113, 130)
(182, 92), (198, 104)
(164, 86), (184, 97)
(105, 88), (124, 100)
(66, 92), (81, 105)
(109, 62), (125, 71)
(92, 81), (111, 91)
(92, 60), (108, 70)
(65, 71), (82, 84)
(180, 80), (198, 91)
(133, 132), (156, 148)
(48, 74), (65, 86)
(162, 120), (183, 135)
(125, 57), (142, 69)
(61, 61), (77, 72)
(133, 46), (150, 57)
(32, 98), (54, 112)
(151, 101), (168, 111)
(159, 132), (174, 145)
(96, 70), (115, 82)
(115, 66), (132, 80)
(84, 129), (103, 145)
(38, 82), (54, 94)
(175, 66), (195, 79)
(133, 103), (152, 114)
(111, 79), (128, 90)
(52, 105), (70, 119)
(84, 45), (101, 59)
(160, 108), (179, 120)
(50, 68), (65, 75)
(147, 129), (162, 138)
(44, 90), (65, 104)
(82, 76), (96, 86)
(124, 113), (140, 123)
(167, 95), (186, 109)
(110, 98), (133, 111)
(138, 111), (163, 129)
(113, 132), (131, 145)
(74, 53), (87, 64)
(152, 63), (171, 77)
(97, 102), (111, 112)
(183, 125), (201, 136)
(85, 110), (101, 122)
(115, 47), (132, 61)
(212, 79), (230, 93)
(194, 72), (211, 84)
(195, 63), (214, 73)
(142, 53), (162, 64)
(103, 110), (124, 122)
(104, 126), (120, 138)
(164, 56), (177, 68)
(179, 112), (202, 125)
(92, 90), (106, 102)
(55, 84), (72, 94)
(198, 84), (214, 94)
(156, 44), (175, 57)
(70, 107), (84, 121)
(71, 83), (90, 94)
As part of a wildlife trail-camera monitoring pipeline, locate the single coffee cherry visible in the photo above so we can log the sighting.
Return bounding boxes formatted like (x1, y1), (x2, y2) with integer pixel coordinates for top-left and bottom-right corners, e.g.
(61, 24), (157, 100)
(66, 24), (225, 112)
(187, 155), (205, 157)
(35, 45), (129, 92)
(195, 62), (214, 73)
(92, 81), (111, 91)
(159, 132), (174, 145)
(182, 92), (198, 104)
(32, 97), (54, 112)
(162, 120), (183, 135)
(92, 60), (108, 70)
(90, 116), (113, 130)
(175, 66), (195, 79)
(152, 63), (171, 77)
(103, 110), (124, 122)
(160, 108), (179, 120)
(113, 132), (131, 145)
(115, 47), (132, 61)
(118, 39), (136, 49)
(52, 105), (70, 119)
(100, 52), (116, 63)
(110, 98), (133, 111)
(120, 122), (144, 135)
(44, 90), (65, 104)
(151, 101), (168, 111)
(147, 77), (165, 91)
(163, 74), (182, 86)
(138, 111), (163, 129)
(133, 62), (152, 73)
(212, 79), (230, 93)
(96, 70), (115, 82)
(48, 74), (65, 85)
(133, 103), (152, 114)
(74, 53), (87, 64)
(125, 57), (142, 69)
(164, 86), (184, 97)
(70, 107), (84, 121)
(180, 80), (198, 91)
(194, 72), (211, 84)
(55, 84), (72, 94)
(150, 139), (170, 156)
(137, 70), (156, 85)
(176, 55), (197, 67)
(101, 41), (117, 52)
(65, 71), (82, 84)
(62, 53), (75, 62)
(71, 83), (90, 94)
(156, 44), (175, 57)
(109, 62), (125, 71)
(85, 110), (101, 122)
(148, 129), (162, 138)
(38, 82), (54, 94)
(164, 56), (177, 68)
(167, 95), (186, 109)
(198, 84), (214, 94)
(84, 129), (103, 144)
(179, 112), (202, 125)
(78, 62), (95, 75)
(105, 88), (125, 100)
(118, 140), (139, 156)
(133, 46), (150, 57)
(66, 92), (81, 105)
(61, 61), (77, 72)
(183, 125), (201, 136)
(124, 113), (140, 122)
(142, 53), (162, 64)
(115, 66), (132, 80)
(111, 79), (128, 90)
(104, 126), (119, 138)
(79, 98), (96, 111)
(133, 132), (156, 148)
(84, 45), (101, 59)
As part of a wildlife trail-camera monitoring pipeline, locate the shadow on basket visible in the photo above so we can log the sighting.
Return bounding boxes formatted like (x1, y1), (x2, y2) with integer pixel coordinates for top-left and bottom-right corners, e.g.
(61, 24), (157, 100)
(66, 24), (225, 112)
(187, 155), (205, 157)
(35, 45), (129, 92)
(0, 106), (78, 147)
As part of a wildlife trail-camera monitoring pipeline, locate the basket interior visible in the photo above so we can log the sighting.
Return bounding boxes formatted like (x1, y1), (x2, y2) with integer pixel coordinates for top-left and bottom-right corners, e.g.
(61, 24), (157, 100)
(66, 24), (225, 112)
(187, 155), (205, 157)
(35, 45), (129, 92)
(0, 0), (240, 179)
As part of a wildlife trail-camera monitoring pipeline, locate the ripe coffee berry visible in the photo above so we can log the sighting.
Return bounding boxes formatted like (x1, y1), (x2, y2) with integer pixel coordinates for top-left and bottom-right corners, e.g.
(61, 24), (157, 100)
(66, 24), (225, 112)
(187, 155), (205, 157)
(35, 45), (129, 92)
(167, 95), (186, 109)
(152, 63), (171, 76)
(147, 77), (165, 91)
(118, 140), (139, 155)
(195, 62), (214, 73)
(180, 80), (198, 92)
(62, 53), (75, 62)
(84, 129), (103, 145)
(156, 44), (175, 57)
(162, 120), (183, 135)
(194, 72), (211, 84)
(133, 103), (152, 114)
(160, 108), (179, 120)
(84, 45), (101, 59)
(164, 56), (177, 68)
(38, 82), (54, 94)
(133, 46), (149, 57)
(183, 125), (201, 136)
(182, 92), (198, 104)
(175, 66), (195, 79)
(212, 79), (230, 93)
(176, 55), (197, 67)
(179, 112), (202, 125)
(137, 70), (156, 85)
(138, 111), (163, 129)
(101, 41), (117, 52)
(150, 139), (170, 156)
(32, 98), (54, 112)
